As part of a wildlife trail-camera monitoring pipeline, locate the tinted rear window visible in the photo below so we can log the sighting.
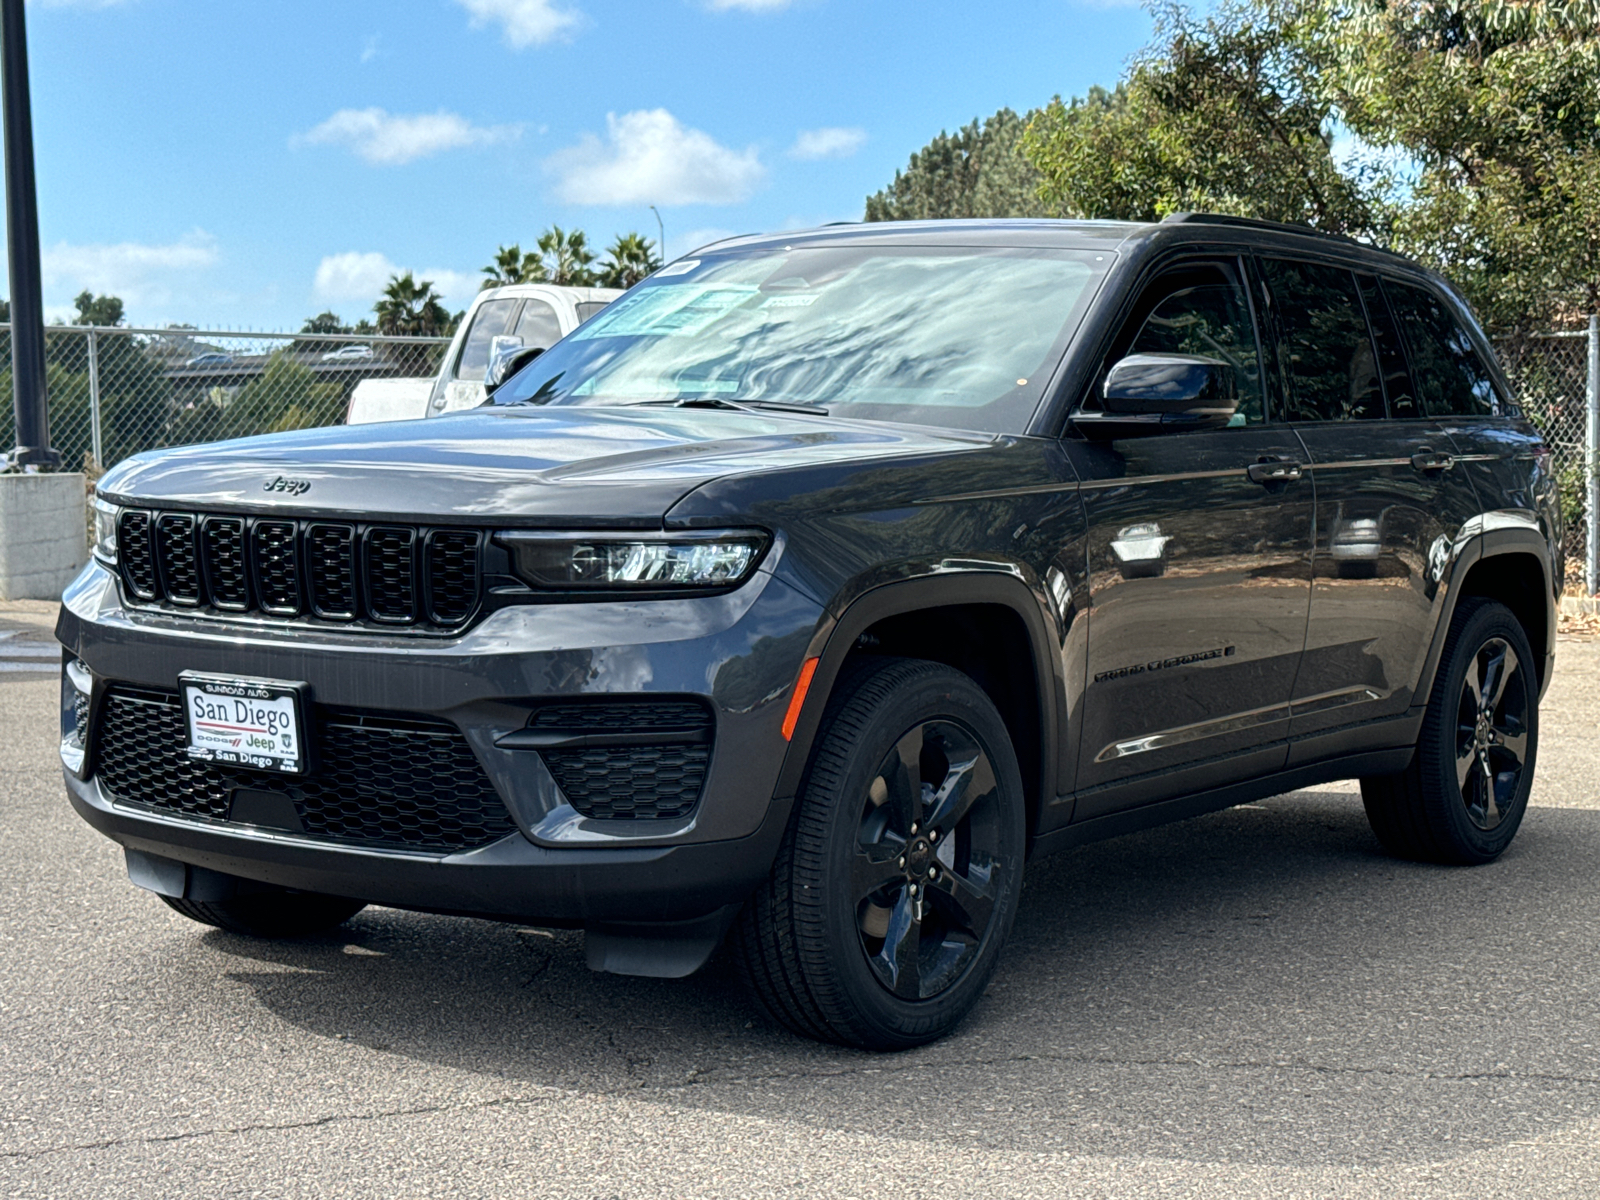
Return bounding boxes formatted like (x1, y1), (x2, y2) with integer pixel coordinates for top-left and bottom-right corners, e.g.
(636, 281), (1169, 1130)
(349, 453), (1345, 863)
(1384, 280), (1497, 417)
(1262, 260), (1383, 422)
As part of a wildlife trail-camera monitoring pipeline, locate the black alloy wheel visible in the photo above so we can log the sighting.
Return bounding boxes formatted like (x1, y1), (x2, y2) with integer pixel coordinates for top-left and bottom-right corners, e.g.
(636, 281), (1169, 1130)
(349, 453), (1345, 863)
(735, 657), (1026, 1050)
(852, 719), (1008, 1001)
(1361, 597), (1539, 865)
(1454, 635), (1531, 832)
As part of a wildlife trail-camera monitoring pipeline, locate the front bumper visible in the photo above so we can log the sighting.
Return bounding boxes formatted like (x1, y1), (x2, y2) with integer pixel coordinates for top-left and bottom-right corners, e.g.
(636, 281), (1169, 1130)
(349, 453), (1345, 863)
(64, 767), (791, 925)
(56, 557), (822, 926)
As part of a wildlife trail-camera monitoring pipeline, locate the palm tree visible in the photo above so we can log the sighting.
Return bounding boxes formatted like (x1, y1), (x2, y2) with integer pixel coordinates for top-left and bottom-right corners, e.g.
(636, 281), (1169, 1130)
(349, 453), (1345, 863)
(481, 244), (545, 290)
(535, 226), (598, 286)
(374, 273), (453, 371)
(374, 273), (452, 337)
(598, 232), (662, 289)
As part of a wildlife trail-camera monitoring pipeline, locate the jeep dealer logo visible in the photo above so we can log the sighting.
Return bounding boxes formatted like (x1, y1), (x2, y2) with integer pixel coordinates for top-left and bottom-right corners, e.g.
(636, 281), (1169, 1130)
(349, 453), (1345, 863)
(264, 476), (311, 495)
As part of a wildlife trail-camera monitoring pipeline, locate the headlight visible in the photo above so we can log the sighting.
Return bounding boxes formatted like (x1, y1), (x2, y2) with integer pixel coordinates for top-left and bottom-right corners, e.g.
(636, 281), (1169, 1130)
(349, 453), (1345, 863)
(91, 496), (119, 565)
(498, 530), (767, 590)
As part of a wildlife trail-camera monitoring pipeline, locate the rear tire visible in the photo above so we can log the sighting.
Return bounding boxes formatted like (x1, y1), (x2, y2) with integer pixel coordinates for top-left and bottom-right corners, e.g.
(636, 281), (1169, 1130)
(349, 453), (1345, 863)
(161, 890), (367, 938)
(734, 657), (1027, 1050)
(1361, 597), (1538, 865)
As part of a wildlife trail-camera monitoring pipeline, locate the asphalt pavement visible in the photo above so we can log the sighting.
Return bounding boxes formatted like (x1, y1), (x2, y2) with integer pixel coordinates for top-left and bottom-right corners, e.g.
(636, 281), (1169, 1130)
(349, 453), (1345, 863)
(6, 612), (1600, 1198)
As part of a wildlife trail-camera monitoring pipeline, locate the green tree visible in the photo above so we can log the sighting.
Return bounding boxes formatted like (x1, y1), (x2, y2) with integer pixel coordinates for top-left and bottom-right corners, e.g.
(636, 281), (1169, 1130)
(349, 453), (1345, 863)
(167, 352), (344, 447)
(598, 232), (661, 289)
(1316, 0), (1600, 328)
(481, 243), (547, 289)
(865, 107), (1052, 221)
(535, 226), (598, 286)
(72, 290), (125, 327)
(373, 272), (452, 336)
(1022, 2), (1373, 234)
(300, 310), (351, 335)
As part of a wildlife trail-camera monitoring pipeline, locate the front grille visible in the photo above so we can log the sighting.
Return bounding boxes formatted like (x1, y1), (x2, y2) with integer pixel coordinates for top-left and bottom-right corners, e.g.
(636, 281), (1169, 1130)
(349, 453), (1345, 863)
(533, 700), (713, 821)
(200, 517), (248, 610)
(252, 520), (300, 614)
(116, 509), (482, 631)
(307, 523), (357, 619)
(93, 685), (517, 853)
(155, 514), (200, 604)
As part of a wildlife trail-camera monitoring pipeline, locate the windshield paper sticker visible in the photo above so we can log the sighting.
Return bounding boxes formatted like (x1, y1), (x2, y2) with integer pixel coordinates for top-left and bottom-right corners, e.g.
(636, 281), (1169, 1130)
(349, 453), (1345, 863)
(573, 284), (758, 340)
(654, 259), (700, 278)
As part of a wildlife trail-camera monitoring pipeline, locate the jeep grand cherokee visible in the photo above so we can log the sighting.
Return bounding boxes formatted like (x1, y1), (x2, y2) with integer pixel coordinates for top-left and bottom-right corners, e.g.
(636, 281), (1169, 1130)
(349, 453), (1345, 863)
(57, 215), (1560, 1050)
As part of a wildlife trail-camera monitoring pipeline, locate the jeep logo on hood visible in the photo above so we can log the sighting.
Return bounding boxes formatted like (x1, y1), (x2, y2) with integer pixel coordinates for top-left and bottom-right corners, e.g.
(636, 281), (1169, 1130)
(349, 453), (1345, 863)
(264, 476), (311, 495)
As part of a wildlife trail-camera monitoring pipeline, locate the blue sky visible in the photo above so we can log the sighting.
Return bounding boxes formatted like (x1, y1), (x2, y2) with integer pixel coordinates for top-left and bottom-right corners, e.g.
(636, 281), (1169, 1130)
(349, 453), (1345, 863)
(19, 0), (1151, 331)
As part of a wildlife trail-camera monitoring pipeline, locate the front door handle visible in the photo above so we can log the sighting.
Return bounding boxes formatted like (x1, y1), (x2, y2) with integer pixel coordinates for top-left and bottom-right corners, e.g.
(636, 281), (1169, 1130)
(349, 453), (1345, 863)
(1247, 459), (1303, 486)
(1411, 447), (1455, 473)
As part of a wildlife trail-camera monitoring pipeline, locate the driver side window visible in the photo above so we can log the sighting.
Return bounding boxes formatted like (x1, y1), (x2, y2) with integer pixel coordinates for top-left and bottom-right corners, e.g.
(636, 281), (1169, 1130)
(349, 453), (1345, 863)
(1119, 261), (1265, 425)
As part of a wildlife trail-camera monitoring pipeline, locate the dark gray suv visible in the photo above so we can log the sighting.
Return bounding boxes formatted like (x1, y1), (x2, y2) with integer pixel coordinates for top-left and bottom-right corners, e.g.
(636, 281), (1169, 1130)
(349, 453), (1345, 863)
(57, 215), (1560, 1050)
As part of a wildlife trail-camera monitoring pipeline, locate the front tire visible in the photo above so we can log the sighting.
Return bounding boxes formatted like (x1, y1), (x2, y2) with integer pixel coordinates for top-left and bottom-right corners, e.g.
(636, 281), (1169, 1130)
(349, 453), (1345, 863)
(1361, 597), (1538, 864)
(735, 658), (1027, 1050)
(161, 890), (367, 938)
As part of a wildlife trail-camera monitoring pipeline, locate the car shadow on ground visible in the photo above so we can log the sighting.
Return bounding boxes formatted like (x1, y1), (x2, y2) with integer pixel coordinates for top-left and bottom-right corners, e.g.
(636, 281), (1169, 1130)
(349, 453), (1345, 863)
(199, 789), (1600, 1169)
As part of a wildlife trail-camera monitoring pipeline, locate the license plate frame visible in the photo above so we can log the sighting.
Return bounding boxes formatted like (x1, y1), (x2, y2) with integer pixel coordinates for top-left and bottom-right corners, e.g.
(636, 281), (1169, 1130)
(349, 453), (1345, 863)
(179, 672), (310, 775)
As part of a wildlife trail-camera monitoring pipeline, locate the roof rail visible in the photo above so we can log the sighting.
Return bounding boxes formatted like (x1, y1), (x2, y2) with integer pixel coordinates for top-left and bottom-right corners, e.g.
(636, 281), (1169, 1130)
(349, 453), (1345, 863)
(1160, 211), (1375, 250)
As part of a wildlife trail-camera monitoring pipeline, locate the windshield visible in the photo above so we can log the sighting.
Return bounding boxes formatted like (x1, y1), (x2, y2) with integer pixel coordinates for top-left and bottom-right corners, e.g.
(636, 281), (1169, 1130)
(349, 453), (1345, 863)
(490, 244), (1109, 434)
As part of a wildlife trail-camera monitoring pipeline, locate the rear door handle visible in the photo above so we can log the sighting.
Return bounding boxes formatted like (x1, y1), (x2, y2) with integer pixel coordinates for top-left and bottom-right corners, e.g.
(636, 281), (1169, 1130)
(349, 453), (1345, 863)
(1411, 448), (1455, 473)
(1247, 459), (1303, 485)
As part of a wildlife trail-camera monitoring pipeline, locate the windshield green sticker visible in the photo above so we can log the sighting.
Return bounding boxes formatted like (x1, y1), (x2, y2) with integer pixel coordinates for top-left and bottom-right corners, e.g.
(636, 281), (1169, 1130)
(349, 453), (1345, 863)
(573, 284), (758, 340)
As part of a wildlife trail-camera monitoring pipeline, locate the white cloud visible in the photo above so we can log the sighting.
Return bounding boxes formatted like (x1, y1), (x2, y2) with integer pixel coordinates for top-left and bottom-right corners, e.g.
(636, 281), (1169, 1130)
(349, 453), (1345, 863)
(360, 34), (382, 64)
(456, 0), (581, 48)
(313, 253), (476, 308)
(420, 268), (479, 307)
(313, 252), (399, 303)
(42, 231), (219, 309)
(294, 108), (517, 166)
(788, 127), (866, 160)
(547, 109), (765, 206)
(705, 0), (796, 10)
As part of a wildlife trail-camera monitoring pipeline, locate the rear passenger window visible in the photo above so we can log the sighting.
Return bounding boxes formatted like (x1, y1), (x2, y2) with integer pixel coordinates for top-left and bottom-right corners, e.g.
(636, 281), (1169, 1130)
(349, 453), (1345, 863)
(1384, 281), (1498, 417)
(1261, 260), (1383, 422)
(514, 299), (563, 350)
(454, 298), (520, 381)
(1356, 274), (1418, 418)
(1119, 261), (1265, 425)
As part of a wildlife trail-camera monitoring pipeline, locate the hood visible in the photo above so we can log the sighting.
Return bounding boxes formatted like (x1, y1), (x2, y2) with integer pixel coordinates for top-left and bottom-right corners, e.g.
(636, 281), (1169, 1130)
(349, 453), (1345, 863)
(97, 404), (991, 525)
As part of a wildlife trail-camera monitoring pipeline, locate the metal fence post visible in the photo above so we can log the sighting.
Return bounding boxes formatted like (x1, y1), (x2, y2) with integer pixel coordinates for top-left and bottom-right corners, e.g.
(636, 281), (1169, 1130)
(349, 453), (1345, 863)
(1589, 314), (1600, 596)
(86, 326), (102, 470)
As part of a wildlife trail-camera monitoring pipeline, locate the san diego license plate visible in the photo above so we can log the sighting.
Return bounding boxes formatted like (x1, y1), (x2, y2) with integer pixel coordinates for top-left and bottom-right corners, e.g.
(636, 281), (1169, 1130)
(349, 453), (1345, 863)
(180, 672), (308, 774)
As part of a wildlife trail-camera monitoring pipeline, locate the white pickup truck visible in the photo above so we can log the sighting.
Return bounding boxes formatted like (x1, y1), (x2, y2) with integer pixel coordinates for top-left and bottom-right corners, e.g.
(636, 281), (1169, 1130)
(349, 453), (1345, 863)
(346, 282), (621, 424)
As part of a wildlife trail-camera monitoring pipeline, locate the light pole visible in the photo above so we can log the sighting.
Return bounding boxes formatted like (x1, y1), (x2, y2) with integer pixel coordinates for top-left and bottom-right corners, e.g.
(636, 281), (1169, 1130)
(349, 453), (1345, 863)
(649, 205), (664, 260)
(3, 0), (56, 468)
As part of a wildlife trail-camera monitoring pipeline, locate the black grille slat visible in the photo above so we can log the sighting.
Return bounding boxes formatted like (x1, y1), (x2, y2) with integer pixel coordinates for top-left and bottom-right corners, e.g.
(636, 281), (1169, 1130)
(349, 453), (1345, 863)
(155, 514), (200, 605)
(531, 700), (713, 821)
(531, 701), (711, 733)
(364, 526), (417, 623)
(200, 517), (249, 610)
(117, 510), (480, 631)
(544, 745), (709, 821)
(425, 531), (481, 625)
(307, 523), (357, 619)
(94, 686), (517, 853)
(251, 520), (301, 615)
(118, 510), (157, 599)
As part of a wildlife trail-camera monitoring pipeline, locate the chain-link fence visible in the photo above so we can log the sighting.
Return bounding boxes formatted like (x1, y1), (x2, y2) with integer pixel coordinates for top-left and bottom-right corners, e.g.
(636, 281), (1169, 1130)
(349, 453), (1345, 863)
(5, 318), (1598, 589)
(1494, 321), (1599, 592)
(0, 324), (451, 479)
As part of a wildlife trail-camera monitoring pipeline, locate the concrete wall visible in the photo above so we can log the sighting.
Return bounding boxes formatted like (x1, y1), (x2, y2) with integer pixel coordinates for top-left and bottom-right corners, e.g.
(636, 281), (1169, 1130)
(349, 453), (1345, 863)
(0, 473), (87, 601)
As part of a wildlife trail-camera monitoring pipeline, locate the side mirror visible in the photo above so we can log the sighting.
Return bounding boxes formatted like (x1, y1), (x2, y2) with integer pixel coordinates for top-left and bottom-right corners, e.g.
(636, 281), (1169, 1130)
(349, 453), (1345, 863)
(484, 336), (545, 395)
(1072, 354), (1238, 439)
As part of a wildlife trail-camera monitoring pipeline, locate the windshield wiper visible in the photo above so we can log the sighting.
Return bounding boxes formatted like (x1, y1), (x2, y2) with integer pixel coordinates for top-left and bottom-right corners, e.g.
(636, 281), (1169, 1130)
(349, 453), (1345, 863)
(635, 397), (830, 416)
